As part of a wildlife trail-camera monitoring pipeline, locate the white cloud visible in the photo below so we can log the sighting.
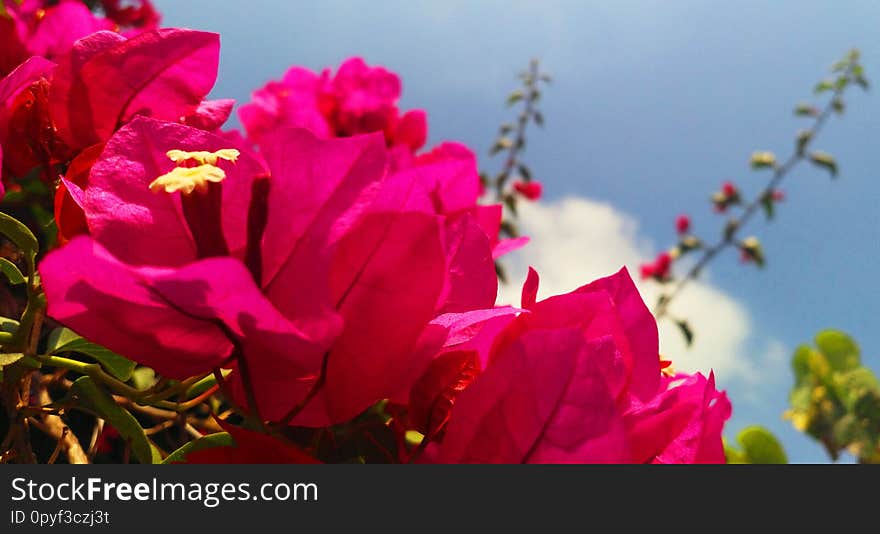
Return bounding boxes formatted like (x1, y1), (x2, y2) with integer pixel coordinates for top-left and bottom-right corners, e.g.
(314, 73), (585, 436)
(496, 196), (786, 389)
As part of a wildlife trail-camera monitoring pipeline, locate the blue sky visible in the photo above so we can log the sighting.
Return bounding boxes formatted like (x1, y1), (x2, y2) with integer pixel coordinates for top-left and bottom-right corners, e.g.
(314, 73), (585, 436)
(155, 0), (880, 462)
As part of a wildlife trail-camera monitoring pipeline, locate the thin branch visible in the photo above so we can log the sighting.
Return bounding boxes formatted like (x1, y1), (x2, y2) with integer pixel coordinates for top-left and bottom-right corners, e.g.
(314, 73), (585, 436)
(654, 61), (858, 320)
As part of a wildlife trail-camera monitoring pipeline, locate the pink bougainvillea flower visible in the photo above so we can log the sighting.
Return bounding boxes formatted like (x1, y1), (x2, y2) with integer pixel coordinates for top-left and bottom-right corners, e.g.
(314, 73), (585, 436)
(624, 371), (730, 463)
(425, 267), (730, 463)
(407, 307), (520, 440)
(239, 57), (426, 152)
(180, 98), (235, 132)
(639, 251), (673, 281)
(0, 55), (61, 182)
(513, 179), (542, 201)
(49, 28), (220, 152)
(41, 117), (498, 428)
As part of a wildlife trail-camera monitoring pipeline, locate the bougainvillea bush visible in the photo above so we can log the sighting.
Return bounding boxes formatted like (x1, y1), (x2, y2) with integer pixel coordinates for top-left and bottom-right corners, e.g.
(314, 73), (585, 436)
(0, 0), (731, 464)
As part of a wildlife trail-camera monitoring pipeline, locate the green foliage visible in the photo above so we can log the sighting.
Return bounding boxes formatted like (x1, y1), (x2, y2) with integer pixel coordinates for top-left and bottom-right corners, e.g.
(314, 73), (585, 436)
(786, 330), (880, 462)
(69, 377), (160, 464)
(0, 258), (25, 285)
(0, 211), (38, 264)
(725, 426), (788, 464)
(809, 151), (838, 178)
(47, 327), (137, 381)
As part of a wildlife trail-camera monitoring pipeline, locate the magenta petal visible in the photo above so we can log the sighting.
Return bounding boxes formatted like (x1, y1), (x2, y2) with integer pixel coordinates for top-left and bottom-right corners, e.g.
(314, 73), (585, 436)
(575, 267), (660, 401)
(239, 67), (330, 142)
(182, 98), (235, 131)
(0, 56), (55, 105)
(146, 257), (328, 420)
(26, 0), (113, 59)
(260, 129), (385, 341)
(84, 117), (264, 267)
(392, 109), (427, 150)
(292, 212), (447, 426)
(438, 327), (627, 463)
(421, 145), (481, 213)
(40, 237), (233, 379)
(431, 307), (520, 349)
(525, 337), (631, 463)
(492, 236), (530, 260)
(472, 204), (502, 247)
(521, 267), (540, 310)
(625, 372), (731, 464)
(437, 212), (497, 314)
(50, 28), (219, 150)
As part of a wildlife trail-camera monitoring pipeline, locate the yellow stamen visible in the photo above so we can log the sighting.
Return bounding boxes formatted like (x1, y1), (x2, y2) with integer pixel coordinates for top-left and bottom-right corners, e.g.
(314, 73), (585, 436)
(149, 165), (226, 195)
(166, 148), (240, 166)
(149, 148), (240, 196)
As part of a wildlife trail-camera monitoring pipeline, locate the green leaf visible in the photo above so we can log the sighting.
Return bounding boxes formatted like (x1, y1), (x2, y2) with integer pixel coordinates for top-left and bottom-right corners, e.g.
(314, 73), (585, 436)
(69, 376), (159, 464)
(0, 258), (24, 285)
(737, 426), (788, 464)
(814, 79), (835, 94)
(162, 432), (234, 464)
(518, 164), (532, 181)
(0, 211), (38, 258)
(791, 345), (814, 384)
(0, 353), (25, 367)
(832, 98), (845, 114)
(815, 330), (860, 371)
(809, 151), (838, 178)
(794, 103), (819, 117)
(0, 316), (18, 335)
(723, 440), (748, 464)
(47, 327), (136, 381)
(184, 370), (228, 399)
(675, 320), (694, 347)
(506, 90), (524, 106)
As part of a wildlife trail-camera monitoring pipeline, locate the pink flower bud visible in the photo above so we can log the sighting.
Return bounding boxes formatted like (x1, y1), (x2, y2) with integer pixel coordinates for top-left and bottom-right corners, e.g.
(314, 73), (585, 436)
(513, 180), (543, 201)
(722, 181), (738, 198)
(675, 214), (691, 235)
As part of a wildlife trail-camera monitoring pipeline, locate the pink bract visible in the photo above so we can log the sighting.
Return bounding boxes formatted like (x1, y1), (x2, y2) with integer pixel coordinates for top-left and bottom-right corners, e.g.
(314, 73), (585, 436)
(49, 28), (220, 151)
(40, 116), (500, 428)
(427, 267), (730, 463)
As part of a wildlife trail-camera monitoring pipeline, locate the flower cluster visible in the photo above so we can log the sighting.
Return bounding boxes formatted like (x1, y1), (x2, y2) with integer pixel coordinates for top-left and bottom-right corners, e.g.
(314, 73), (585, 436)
(0, 5), (730, 463)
